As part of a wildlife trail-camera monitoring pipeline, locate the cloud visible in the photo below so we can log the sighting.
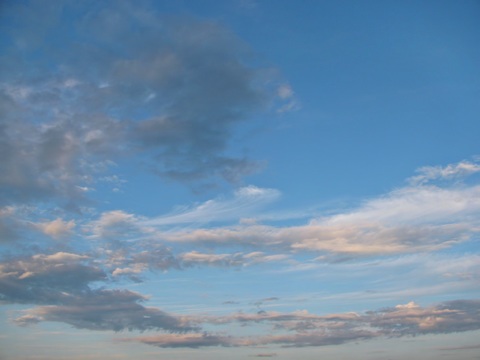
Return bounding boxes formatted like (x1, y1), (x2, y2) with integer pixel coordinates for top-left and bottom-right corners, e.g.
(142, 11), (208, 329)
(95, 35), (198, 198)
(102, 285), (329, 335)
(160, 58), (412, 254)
(0, 0), (284, 206)
(70, 159), (480, 286)
(90, 210), (141, 240)
(109, 248), (290, 281)
(143, 185), (281, 226)
(35, 218), (75, 239)
(128, 330), (373, 348)
(2, 251), (194, 333)
(253, 297), (280, 308)
(0, 90), (123, 206)
(0, 252), (104, 304)
(176, 250), (288, 269)
(154, 160), (480, 256)
(409, 160), (480, 185)
(179, 251), (246, 268)
(0, 206), (22, 242)
(276, 83), (299, 113)
(124, 333), (235, 348)
(437, 343), (480, 351)
(277, 85), (294, 100)
(126, 299), (480, 348)
(14, 289), (195, 333)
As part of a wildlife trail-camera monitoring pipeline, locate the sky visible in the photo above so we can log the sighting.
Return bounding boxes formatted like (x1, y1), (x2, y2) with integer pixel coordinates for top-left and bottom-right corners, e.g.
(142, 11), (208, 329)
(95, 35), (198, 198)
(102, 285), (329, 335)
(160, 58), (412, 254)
(0, 0), (480, 359)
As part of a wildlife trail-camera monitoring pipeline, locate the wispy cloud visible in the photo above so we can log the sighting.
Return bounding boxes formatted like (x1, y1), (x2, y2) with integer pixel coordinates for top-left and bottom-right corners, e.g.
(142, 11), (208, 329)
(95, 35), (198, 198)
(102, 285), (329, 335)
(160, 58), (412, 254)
(408, 160), (480, 185)
(150, 160), (480, 256)
(142, 185), (281, 226)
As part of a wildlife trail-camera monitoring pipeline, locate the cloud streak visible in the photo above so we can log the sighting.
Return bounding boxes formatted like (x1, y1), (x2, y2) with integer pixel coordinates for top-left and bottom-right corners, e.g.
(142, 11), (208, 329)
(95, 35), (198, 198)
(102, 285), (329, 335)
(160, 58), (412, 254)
(142, 185), (281, 226)
(125, 299), (480, 348)
(151, 160), (480, 256)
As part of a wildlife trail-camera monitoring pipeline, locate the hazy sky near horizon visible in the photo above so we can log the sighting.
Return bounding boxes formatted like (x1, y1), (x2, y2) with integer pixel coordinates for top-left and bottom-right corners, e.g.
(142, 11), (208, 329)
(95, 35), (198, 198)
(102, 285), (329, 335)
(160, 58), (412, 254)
(1, 1), (480, 359)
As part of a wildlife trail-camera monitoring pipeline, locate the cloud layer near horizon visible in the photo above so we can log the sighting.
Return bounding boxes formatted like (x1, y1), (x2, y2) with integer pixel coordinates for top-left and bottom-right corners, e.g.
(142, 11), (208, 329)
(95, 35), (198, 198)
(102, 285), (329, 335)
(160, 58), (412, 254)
(121, 299), (480, 348)
(1, 160), (479, 349)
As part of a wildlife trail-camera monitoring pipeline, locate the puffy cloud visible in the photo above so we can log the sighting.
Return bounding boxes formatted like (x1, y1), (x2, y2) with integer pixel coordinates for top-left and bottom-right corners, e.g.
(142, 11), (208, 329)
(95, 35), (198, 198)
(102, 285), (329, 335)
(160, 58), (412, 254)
(35, 218), (75, 239)
(124, 333), (235, 348)
(90, 210), (140, 239)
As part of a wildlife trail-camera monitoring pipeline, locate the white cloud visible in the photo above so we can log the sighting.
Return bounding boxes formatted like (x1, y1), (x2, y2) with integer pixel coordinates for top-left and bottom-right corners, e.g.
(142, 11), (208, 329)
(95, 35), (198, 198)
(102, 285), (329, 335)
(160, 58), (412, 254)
(143, 185), (280, 226)
(409, 159), (480, 185)
(32, 252), (89, 263)
(35, 218), (75, 239)
(153, 161), (480, 256)
(91, 210), (140, 239)
(179, 251), (243, 267)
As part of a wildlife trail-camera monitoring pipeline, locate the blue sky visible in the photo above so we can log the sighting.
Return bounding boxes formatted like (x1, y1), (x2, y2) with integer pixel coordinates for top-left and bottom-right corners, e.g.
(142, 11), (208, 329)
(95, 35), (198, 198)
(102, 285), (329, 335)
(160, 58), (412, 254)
(1, 0), (480, 359)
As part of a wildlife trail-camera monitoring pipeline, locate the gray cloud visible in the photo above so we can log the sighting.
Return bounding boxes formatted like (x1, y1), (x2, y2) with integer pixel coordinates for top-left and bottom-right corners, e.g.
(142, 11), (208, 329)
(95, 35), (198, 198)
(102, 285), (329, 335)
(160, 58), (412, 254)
(0, 0), (278, 207)
(0, 207), (21, 243)
(129, 329), (375, 349)
(370, 299), (480, 336)
(5, 251), (479, 346)
(1, 251), (195, 332)
(437, 343), (480, 351)
(107, 246), (288, 281)
(0, 252), (105, 304)
(15, 289), (195, 333)
(0, 90), (124, 206)
(251, 354), (277, 358)
(124, 333), (235, 348)
(126, 299), (480, 348)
